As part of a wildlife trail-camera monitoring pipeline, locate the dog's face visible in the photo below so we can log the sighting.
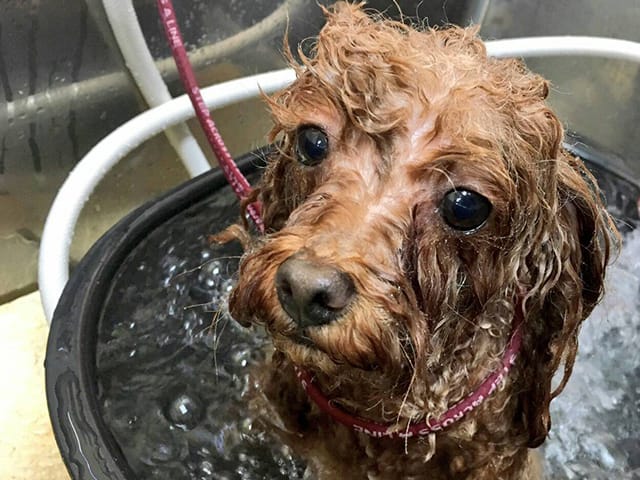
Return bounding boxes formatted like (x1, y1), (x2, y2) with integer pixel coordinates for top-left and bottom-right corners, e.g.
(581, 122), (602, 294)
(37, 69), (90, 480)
(229, 3), (614, 443)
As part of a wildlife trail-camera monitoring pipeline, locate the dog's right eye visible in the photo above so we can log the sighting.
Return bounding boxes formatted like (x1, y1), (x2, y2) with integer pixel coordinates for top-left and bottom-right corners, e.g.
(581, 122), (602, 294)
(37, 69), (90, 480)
(440, 189), (492, 232)
(295, 126), (329, 166)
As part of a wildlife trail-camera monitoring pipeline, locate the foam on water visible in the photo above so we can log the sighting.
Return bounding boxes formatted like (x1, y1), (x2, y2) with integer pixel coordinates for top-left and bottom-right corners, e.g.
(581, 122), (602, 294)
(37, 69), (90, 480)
(543, 229), (640, 479)
(96, 174), (640, 479)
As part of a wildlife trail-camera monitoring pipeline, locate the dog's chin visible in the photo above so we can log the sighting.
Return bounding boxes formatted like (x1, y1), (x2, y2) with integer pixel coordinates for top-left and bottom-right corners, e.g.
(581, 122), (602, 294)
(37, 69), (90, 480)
(270, 327), (387, 377)
(271, 335), (345, 375)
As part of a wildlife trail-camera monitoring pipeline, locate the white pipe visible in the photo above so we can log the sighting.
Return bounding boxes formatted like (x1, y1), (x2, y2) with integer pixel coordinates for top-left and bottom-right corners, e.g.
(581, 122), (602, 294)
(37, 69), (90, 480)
(102, 0), (211, 177)
(38, 68), (297, 322)
(485, 36), (640, 63)
(39, 36), (640, 322)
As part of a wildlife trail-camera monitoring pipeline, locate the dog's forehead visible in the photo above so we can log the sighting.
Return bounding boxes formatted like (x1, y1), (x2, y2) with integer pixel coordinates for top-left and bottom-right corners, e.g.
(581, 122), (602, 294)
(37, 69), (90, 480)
(279, 46), (510, 151)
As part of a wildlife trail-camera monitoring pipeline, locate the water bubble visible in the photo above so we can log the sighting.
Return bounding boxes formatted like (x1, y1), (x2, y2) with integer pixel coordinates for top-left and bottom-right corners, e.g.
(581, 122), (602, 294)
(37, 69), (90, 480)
(198, 459), (214, 477)
(139, 427), (188, 467)
(164, 392), (204, 431)
(230, 349), (249, 368)
(197, 260), (224, 289)
(182, 309), (203, 334)
(221, 278), (236, 294)
(157, 333), (173, 348)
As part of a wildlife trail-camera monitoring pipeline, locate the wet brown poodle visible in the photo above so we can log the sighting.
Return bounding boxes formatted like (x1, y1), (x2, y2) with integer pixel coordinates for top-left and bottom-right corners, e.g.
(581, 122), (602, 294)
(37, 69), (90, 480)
(222, 2), (617, 478)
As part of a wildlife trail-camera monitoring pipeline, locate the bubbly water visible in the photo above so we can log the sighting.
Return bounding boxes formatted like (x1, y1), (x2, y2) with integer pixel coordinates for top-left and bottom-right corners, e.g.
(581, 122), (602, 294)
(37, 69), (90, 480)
(542, 230), (640, 479)
(97, 173), (640, 479)
(97, 180), (306, 480)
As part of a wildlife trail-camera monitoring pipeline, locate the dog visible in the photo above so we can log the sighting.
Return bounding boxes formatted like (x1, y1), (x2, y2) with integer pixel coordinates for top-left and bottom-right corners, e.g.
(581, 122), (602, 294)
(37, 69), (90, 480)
(221, 2), (617, 478)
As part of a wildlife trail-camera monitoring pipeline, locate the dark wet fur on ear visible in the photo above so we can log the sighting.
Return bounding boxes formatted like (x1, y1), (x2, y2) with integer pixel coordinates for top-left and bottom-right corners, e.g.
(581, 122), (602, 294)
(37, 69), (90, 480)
(520, 151), (616, 447)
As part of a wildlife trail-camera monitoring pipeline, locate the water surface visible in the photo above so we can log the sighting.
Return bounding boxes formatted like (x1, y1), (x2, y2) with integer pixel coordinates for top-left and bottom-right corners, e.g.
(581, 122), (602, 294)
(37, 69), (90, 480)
(96, 169), (640, 479)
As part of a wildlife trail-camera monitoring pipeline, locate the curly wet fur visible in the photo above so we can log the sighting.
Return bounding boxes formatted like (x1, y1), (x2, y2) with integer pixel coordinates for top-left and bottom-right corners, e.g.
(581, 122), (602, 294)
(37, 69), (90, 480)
(223, 3), (618, 478)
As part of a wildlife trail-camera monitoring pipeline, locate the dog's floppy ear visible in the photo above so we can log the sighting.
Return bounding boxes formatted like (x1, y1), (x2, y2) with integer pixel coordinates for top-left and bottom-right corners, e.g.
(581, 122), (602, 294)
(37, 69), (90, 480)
(520, 151), (616, 447)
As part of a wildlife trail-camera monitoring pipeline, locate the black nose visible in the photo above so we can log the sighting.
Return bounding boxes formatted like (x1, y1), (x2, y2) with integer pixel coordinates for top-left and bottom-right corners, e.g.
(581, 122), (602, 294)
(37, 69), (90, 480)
(275, 255), (355, 329)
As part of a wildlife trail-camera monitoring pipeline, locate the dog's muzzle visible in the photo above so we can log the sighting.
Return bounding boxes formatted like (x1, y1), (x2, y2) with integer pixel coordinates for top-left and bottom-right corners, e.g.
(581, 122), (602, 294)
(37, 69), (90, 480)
(275, 253), (355, 329)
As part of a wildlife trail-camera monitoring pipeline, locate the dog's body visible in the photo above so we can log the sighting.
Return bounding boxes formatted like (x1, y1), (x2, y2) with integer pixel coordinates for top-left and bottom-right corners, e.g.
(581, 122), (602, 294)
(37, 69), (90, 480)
(223, 3), (617, 478)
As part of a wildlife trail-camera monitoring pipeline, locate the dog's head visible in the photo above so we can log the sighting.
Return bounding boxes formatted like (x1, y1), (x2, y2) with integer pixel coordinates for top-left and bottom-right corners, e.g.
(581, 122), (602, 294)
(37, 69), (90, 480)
(229, 2), (616, 445)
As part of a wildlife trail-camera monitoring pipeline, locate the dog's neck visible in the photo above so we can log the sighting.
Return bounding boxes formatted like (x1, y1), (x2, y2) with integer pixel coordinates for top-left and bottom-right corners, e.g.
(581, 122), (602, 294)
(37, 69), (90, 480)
(292, 304), (524, 439)
(262, 352), (533, 479)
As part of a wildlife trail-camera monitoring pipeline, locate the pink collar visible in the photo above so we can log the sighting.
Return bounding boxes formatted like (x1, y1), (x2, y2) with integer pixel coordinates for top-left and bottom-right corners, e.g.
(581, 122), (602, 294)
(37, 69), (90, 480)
(294, 308), (524, 439)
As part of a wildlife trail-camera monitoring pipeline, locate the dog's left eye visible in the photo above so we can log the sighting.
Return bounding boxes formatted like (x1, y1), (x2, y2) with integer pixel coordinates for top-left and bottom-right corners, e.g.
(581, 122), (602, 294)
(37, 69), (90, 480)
(295, 126), (329, 166)
(440, 189), (492, 232)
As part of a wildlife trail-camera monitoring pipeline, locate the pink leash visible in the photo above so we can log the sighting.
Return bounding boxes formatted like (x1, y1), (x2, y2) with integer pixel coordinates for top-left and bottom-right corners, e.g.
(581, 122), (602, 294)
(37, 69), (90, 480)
(156, 0), (264, 233)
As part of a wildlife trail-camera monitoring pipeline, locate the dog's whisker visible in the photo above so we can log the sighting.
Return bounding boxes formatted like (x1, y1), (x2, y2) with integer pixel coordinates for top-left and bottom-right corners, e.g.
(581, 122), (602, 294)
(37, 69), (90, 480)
(184, 301), (214, 311)
(211, 310), (233, 381)
(397, 367), (417, 424)
(171, 256), (244, 282)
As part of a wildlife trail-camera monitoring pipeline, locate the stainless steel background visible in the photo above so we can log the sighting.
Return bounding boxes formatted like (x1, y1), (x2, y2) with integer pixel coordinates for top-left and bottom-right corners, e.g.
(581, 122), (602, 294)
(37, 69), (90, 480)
(1, 0), (637, 302)
(481, 0), (640, 173)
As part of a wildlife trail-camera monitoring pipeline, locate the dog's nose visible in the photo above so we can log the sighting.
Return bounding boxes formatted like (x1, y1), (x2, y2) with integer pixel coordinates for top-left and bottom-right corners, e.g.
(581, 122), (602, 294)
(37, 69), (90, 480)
(275, 255), (355, 329)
